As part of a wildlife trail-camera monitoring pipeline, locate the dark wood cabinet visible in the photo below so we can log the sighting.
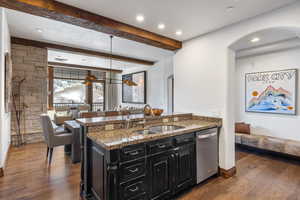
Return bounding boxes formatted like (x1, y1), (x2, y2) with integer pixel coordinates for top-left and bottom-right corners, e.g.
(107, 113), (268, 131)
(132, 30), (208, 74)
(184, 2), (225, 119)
(174, 143), (196, 193)
(90, 146), (105, 200)
(129, 193), (147, 200)
(119, 159), (146, 183)
(148, 152), (175, 200)
(120, 177), (147, 200)
(147, 138), (174, 155)
(84, 133), (196, 200)
(120, 144), (146, 162)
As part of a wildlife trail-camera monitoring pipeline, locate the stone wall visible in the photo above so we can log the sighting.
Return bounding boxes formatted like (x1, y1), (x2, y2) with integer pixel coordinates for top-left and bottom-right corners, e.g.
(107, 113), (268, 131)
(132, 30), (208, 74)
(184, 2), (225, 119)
(11, 44), (48, 144)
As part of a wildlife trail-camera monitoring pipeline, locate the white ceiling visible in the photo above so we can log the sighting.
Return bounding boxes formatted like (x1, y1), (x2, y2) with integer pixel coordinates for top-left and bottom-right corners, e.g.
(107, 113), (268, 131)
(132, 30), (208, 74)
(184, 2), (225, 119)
(231, 27), (300, 51)
(6, 1), (300, 69)
(6, 9), (174, 67)
(236, 38), (300, 58)
(230, 27), (300, 58)
(48, 49), (144, 71)
(56, 0), (298, 41)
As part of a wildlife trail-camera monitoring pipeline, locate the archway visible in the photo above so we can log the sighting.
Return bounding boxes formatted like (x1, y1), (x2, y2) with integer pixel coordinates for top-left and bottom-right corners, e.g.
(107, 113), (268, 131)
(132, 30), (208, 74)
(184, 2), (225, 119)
(227, 27), (300, 162)
(174, 3), (300, 171)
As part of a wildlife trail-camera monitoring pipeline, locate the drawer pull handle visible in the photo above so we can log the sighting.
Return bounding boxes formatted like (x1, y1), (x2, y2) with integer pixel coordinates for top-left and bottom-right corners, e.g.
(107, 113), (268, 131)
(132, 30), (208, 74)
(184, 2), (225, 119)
(129, 186), (139, 192)
(129, 168), (139, 173)
(158, 144), (166, 148)
(128, 150), (139, 156)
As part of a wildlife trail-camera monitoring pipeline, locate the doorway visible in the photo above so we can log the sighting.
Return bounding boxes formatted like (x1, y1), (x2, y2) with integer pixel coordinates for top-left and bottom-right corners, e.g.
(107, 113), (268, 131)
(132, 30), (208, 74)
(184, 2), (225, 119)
(167, 75), (174, 113)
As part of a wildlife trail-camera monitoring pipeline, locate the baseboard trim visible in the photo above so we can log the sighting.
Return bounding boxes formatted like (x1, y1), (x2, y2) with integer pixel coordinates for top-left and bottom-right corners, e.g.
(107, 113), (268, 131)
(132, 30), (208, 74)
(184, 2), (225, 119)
(11, 132), (44, 145)
(0, 168), (4, 177)
(219, 166), (237, 178)
(236, 144), (300, 161)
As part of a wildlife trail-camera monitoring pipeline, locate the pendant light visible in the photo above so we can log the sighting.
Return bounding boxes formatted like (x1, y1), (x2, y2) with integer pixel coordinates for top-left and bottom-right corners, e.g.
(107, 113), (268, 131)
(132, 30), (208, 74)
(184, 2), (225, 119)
(83, 74), (97, 86)
(82, 35), (138, 87)
(107, 35), (138, 86)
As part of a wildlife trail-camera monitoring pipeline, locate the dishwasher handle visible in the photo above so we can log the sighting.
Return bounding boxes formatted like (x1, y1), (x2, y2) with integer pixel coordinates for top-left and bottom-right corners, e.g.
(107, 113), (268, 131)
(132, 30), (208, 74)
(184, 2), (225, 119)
(197, 132), (217, 139)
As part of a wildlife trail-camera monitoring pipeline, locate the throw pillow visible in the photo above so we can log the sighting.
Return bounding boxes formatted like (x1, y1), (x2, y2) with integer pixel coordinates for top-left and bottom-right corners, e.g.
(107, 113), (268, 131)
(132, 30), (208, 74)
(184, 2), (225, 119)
(235, 122), (251, 134)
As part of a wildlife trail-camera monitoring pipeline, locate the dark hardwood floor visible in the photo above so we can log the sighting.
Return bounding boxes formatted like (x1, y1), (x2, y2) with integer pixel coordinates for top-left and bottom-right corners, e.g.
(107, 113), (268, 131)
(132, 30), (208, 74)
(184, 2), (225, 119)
(1, 143), (300, 200)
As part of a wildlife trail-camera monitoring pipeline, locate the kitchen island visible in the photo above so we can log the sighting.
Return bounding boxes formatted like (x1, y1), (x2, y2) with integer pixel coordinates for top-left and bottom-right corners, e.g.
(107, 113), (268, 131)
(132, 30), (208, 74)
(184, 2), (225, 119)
(76, 113), (222, 200)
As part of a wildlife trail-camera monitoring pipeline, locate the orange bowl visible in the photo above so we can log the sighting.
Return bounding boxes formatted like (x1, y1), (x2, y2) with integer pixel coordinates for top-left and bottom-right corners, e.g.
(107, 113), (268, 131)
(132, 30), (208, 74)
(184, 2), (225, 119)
(152, 109), (164, 116)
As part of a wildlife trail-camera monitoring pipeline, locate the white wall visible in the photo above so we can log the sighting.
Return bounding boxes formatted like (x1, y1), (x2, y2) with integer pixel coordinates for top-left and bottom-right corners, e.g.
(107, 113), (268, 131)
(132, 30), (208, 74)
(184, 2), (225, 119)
(121, 56), (174, 112)
(0, 8), (11, 168)
(174, 2), (300, 170)
(236, 47), (300, 141)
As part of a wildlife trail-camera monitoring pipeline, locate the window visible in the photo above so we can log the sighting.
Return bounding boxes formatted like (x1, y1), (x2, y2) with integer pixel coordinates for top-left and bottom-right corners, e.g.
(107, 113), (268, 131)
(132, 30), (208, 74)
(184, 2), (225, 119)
(48, 67), (106, 111)
(53, 79), (86, 104)
(92, 82), (105, 111)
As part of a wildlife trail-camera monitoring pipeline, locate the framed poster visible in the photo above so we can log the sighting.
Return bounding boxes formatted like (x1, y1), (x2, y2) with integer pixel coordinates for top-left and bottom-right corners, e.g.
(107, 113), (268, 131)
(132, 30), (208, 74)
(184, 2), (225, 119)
(4, 53), (12, 113)
(245, 69), (297, 115)
(122, 71), (146, 104)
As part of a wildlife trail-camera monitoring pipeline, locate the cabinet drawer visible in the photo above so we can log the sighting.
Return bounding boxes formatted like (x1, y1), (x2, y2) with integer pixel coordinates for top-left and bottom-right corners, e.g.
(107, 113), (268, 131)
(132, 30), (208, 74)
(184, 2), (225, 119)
(120, 144), (146, 162)
(120, 177), (146, 200)
(175, 133), (195, 146)
(128, 193), (147, 200)
(147, 138), (173, 155)
(119, 159), (146, 183)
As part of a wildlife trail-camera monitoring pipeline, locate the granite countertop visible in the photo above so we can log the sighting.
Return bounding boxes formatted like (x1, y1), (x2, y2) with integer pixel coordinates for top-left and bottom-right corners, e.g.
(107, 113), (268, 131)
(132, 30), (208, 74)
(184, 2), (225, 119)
(76, 112), (192, 127)
(88, 118), (221, 150)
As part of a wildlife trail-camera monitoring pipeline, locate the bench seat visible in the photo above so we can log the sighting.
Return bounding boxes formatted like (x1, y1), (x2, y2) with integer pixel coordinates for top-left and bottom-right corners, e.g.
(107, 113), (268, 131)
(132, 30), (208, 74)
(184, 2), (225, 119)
(235, 133), (300, 157)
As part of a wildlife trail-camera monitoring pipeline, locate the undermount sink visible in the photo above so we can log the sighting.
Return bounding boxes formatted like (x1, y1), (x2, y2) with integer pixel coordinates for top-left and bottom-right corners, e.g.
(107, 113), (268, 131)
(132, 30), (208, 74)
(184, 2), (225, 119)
(135, 125), (185, 135)
(149, 125), (185, 132)
(134, 129), (157, 135)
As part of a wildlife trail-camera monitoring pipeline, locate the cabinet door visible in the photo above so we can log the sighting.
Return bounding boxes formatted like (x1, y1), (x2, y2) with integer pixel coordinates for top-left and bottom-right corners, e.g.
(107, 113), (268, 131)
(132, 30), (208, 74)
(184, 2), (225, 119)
(90, 145), (105, 200)
(147, 152), (175, 200)
(174, 143), (196, 193)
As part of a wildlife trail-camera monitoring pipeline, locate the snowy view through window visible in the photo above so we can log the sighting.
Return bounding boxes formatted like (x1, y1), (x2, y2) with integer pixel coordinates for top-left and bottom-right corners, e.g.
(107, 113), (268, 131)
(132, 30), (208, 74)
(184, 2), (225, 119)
(54, 79), (86, 103)
(93, 82), (104, 103)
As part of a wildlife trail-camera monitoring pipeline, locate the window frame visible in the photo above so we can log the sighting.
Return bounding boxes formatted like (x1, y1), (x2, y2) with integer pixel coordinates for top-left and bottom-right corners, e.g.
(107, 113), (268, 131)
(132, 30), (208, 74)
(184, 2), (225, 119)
(48, 67), (105, 111)
(91, 80), (106, 111)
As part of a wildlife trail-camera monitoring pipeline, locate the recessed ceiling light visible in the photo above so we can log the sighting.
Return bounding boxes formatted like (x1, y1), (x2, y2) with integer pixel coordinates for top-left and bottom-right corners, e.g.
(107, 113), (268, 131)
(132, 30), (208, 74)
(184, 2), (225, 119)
(251, 37), (260, 43)
(176, 30), (183, 36)
(226, 6), (235, 12)
(158, 23), (165, 30)
(136, 15), (144, 22)
(36, 28), (43, 33)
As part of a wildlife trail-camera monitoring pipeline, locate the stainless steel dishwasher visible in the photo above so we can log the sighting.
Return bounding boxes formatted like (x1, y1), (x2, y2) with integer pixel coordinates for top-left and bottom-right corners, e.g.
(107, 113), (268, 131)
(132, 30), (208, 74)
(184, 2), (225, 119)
(196, 128), (219, 184)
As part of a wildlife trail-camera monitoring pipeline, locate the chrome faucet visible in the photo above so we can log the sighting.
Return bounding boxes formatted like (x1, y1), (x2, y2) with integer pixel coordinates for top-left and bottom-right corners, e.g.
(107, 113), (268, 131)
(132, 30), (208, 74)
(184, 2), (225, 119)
(125, 119), (131, 129)
(125, 111), (131, 129)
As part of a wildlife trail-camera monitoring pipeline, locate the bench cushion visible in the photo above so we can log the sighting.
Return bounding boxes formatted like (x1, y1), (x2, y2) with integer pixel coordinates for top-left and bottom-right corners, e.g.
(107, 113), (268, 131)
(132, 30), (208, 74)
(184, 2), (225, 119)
(285, 140), (300, 157)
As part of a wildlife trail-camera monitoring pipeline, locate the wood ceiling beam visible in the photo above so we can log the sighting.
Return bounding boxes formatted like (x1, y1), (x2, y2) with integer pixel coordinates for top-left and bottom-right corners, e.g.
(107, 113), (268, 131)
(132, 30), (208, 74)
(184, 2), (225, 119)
(11, 37), (154, 66)
(0, 0), (182, 51)
(48, 61), (123, 74)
